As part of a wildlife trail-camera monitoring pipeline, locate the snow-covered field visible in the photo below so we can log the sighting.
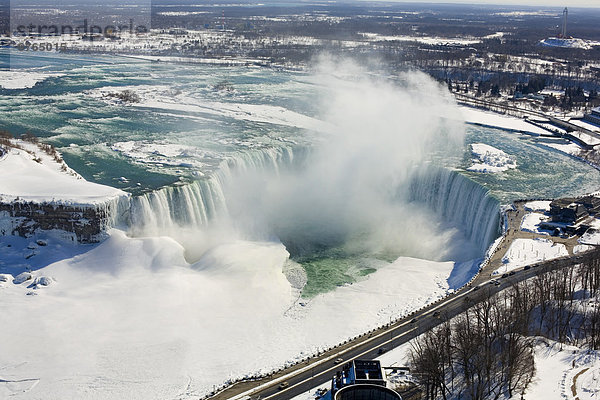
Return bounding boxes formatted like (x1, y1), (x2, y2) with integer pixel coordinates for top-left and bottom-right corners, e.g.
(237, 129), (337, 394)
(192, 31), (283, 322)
(540, 37), (598, 50)
(359, 32), (481, 46)
(458, 106), (551, 136)
(520, 212), (550, 235)
(526, 339), (600, 400)
(467, 143), (517, 173)
(496, 238), (568, 275)
(580, 229), (600, 246)
(569, 119), (600, 134)
(0, 140), (126, 205)
(0, 229), (470, 399)
(524, 201), (551, 213)
(574, 244), (594, 254)
(540, 141), (583, 157)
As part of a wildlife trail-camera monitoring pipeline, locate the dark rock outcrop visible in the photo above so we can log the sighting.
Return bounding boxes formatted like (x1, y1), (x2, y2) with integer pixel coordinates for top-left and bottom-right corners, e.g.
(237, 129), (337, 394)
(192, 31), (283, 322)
(0, 201), (119, 243)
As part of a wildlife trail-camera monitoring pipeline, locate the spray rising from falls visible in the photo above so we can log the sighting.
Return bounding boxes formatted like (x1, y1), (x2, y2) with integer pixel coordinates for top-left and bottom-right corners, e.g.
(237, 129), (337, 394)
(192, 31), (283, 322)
(122, 60), (499, 264)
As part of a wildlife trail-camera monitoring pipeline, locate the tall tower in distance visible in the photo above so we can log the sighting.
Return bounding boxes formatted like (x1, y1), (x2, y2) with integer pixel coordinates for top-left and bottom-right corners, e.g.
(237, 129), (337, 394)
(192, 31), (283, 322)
(561, 7), (568, 38)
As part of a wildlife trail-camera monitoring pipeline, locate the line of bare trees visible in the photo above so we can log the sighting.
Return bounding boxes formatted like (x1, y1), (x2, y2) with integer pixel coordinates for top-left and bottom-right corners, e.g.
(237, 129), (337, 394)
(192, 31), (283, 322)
(410, 254), (600, 400)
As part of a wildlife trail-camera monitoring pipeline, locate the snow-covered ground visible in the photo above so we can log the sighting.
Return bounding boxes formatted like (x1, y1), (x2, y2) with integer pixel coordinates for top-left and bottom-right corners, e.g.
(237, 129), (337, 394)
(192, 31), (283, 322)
(566, 129), (600, 147)
(495, 238), (568, 275)
(0, 229), (471, 399)
(580, 229), (600, 246)
(467, 143), (517, 173)
(359, 32), (480, 46)
(458, 106), (551, 136)
(574, 244), (594, 254)
(520, 212), (551, 235)
(526, 338), (600, 400)
(524, 201), (551, 213)
(569, 119), (600, 134)
(540, 141), (583, 157)
(0, 140), (126, 205)
(540, 37), (598, 50)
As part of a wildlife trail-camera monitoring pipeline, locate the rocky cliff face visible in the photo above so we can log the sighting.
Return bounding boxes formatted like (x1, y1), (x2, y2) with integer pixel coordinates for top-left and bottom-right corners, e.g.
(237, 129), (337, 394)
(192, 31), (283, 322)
(0, 201), (120, 243)
(0, 137), (129, 243)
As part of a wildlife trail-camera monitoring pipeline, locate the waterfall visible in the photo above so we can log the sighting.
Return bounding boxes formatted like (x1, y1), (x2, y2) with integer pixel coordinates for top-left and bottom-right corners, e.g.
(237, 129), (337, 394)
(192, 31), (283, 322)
(407, 166), (501, 253)
(122, 146), (500, 258)
(127, 146), (303, 235)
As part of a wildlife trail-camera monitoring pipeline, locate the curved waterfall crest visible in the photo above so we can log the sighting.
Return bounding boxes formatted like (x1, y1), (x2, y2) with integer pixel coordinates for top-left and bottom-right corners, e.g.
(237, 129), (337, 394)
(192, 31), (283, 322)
(127, 145), (303, 235)
(407, 166), (501, 253)
(118, 146), (500, 258)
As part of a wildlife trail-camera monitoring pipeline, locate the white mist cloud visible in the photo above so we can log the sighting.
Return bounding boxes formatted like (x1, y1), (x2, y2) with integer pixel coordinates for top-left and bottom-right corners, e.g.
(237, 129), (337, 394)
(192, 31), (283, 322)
(223, 56), (473, 261)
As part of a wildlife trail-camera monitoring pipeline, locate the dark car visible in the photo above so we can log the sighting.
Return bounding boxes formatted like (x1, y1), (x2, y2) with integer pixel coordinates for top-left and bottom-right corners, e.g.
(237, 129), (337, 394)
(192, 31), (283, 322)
(524, 265), (531, 270)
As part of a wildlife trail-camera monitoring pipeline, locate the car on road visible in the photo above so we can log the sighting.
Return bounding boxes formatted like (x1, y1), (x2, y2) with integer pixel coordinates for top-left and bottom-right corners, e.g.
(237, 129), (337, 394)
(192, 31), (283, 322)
(509, 271), (516, 276)
(524, 265), (531, 270)
(378, 347), (388, 355)
(278, 382), (289, 390)
(334, 358), (343, 364)
(410, 318), (418, 323)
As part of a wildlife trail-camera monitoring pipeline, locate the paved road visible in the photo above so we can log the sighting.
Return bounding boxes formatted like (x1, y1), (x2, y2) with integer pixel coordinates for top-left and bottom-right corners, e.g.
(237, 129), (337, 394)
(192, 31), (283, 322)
(218, 247), (600, 400)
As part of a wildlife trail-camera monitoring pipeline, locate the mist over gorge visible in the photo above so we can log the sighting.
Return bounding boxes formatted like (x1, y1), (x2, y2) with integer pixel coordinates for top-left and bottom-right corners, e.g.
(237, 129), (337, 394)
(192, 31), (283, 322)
(127, 58), (493, 267)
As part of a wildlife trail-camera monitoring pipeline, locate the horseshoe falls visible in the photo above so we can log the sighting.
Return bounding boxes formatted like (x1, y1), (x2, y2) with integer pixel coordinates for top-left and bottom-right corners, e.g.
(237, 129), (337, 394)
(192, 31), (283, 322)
(4, 51), (600, 399)
(2, 52), (598, 292)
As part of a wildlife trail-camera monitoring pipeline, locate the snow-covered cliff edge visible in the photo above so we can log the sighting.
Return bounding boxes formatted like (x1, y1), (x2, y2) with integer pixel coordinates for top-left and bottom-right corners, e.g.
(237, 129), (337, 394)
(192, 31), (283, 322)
(0, 137), (128, 242)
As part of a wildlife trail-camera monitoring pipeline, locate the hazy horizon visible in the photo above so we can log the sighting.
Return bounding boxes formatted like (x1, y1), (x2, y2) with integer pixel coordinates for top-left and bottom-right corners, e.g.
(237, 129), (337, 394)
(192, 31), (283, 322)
(358, 0), (599, 9)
